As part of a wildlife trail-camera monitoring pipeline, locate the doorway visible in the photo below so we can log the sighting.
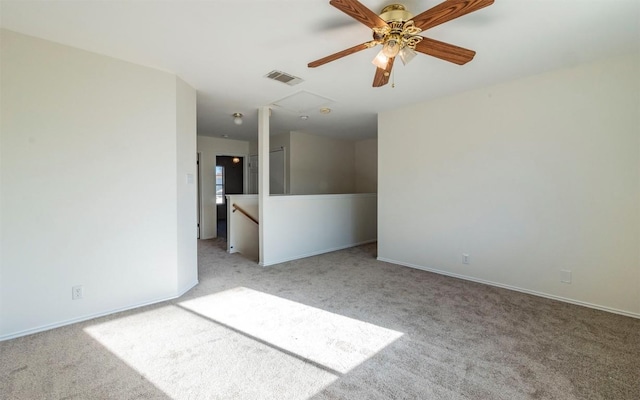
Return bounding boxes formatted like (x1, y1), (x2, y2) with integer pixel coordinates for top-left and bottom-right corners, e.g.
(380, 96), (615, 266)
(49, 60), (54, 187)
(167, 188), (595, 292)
(216, 156), (244, 239)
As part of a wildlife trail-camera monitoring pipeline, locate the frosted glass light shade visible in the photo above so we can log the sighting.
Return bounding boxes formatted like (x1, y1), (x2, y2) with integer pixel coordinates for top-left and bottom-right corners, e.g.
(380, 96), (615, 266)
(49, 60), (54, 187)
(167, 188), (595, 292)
(382, 39), (400, 58)
(372, 50), (389, 69)
(399, 47), (417, 66)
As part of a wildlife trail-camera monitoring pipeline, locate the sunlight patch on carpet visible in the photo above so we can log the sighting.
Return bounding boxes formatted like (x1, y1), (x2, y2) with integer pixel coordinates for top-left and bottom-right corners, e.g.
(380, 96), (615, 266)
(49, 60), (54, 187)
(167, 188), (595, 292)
(179, 287), (404, 374)
(85, 304), (338, 400)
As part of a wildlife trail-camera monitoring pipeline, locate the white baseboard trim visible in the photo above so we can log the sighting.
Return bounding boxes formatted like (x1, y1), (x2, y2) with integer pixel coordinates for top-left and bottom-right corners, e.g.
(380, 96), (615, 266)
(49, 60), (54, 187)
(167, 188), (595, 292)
(0, 280), (199, 342)
(377, 257), (640, 320)
(260, 239), (377, 267)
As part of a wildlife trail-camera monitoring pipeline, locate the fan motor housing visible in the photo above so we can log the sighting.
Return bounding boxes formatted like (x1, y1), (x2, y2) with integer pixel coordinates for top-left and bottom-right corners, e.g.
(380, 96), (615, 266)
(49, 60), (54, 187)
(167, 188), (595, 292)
(379, 4), (414, 22)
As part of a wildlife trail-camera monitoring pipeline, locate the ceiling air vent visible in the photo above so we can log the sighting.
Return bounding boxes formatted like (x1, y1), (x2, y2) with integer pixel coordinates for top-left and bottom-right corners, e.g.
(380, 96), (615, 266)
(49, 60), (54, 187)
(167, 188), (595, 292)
(264, 70), (304, 86)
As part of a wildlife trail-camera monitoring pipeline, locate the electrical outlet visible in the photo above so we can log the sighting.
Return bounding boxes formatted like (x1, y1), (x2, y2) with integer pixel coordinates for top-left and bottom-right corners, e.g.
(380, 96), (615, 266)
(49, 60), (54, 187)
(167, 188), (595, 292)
(462, 253), (470, 264)
(560, 270), (572, 284)
(72, 285), (84, 300)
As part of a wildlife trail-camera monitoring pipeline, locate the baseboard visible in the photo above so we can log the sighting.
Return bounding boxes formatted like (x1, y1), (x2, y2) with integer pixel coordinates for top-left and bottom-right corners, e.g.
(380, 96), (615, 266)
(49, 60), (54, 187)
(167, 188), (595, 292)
(260, 239), (377, 267)
(376, 257), (640, 320)
(0, 280), (199, 342)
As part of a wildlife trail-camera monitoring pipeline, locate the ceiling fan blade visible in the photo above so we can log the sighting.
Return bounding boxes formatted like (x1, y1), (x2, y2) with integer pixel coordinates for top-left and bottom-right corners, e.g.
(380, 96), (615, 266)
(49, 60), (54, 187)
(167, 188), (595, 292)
(373, 57), (395, 87)
(412, 0), (494, 31)
(308, 41), (374, 68)
(414, 38), (476, 65)
(329, 0), (388, 29)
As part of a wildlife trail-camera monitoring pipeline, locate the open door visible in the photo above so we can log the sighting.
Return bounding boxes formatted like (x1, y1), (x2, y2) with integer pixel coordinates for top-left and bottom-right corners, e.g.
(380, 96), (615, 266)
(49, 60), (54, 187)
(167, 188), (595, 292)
(216, 156), (244, 238)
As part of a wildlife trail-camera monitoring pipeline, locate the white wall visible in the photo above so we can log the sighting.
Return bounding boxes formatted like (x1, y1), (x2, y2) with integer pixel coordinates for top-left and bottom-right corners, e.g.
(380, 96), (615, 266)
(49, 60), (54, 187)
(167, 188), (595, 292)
(256, 114), (377, 266)
(290, 131), (355, 194)
(378, 53), (640, 317)
(176, 77), (198, 293)
(0, 30), (197, 339)
(261, 194), (378, 266)
(197, 136), (249, 239)
(355, 138), (377, 193)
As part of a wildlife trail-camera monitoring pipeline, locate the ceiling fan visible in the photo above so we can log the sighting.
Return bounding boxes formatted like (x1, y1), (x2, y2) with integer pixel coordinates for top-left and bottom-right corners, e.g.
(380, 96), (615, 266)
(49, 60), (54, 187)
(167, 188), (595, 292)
(308, 0), (494, 87)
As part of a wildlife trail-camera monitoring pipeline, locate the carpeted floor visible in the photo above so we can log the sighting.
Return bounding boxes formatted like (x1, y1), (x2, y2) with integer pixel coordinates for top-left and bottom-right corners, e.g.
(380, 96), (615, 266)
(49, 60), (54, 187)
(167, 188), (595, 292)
(1, 239), (639, 399)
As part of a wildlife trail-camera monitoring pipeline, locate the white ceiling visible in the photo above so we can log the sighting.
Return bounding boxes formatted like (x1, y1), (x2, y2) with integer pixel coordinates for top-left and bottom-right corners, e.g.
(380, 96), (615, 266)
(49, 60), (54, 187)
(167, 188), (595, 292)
(1, 0), (638, 141)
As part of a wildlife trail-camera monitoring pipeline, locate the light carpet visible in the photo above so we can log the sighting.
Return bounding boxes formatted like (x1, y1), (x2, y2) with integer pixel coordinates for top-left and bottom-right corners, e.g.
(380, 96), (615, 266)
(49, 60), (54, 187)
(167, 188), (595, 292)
(1, 239), (639, 399)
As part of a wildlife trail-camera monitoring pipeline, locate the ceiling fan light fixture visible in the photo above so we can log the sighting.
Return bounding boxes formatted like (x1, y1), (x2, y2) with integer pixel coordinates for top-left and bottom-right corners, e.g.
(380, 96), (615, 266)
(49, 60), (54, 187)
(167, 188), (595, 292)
(309, 0), (495, 88)
(232, 112), (243, 125)
(399, 47), (417, 65)
(372, 50), (389, 69)
(382, 38), (401, 58)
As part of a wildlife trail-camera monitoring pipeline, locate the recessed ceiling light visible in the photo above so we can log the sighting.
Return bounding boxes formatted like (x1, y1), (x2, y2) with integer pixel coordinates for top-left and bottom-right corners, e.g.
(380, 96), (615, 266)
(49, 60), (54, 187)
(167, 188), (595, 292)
(300, 115), (309, 120)
(320, 107), (331, 114)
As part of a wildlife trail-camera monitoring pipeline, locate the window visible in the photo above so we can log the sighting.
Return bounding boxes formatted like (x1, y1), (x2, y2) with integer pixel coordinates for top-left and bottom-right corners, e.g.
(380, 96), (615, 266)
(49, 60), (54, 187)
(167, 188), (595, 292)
(216, 166), (224, 204)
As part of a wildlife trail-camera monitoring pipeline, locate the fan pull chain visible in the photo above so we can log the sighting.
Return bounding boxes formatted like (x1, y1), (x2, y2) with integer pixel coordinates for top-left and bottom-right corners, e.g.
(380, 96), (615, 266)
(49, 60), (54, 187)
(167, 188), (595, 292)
(391, 67), (395, 88)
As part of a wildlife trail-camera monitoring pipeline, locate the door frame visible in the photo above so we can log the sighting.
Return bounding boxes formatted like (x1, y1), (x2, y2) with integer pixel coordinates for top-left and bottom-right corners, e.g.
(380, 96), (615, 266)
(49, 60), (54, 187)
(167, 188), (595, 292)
(210, 153), (249, 238)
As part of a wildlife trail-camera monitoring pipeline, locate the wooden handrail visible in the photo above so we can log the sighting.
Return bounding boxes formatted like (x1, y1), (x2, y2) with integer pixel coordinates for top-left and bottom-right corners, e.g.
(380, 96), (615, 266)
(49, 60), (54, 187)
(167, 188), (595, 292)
(232, 203), (259, 225)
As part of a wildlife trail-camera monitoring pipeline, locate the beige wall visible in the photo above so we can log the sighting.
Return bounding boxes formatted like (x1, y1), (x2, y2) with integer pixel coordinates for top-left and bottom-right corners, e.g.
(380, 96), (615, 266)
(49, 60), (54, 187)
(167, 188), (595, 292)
(250, 132), (376, 195)
(378, 53), (640, 316)
(355, 138), (377, 193)
(290, 131), (356, 194)
(270, 132), (291, 193)
(197, 136), (249, 239)
(0, 30), (197, 339)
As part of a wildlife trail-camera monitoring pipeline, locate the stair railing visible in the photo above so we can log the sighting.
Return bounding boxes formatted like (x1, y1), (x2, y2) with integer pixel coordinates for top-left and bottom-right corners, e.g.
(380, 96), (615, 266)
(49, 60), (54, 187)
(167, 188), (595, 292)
(232, 203), (259, 225)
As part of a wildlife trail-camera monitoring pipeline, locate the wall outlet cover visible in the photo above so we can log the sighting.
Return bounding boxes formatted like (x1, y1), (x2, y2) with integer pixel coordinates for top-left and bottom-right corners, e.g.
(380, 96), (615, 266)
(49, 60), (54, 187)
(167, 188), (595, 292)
(462, 253), (470, 264)
(72, 285), (84, 300)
